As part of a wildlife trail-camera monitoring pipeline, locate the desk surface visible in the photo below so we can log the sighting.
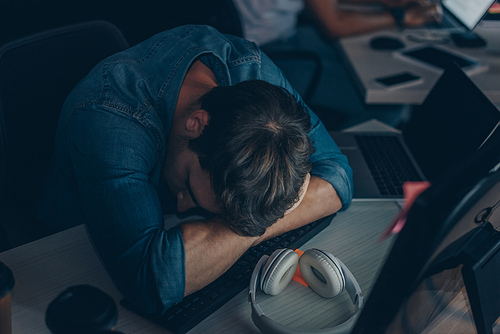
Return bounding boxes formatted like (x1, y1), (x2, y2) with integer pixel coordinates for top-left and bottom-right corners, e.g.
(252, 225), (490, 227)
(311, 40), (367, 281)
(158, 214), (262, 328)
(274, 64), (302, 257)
(0, 224), (169, 333)
(338, 26), (500, 105)
(0, 201), (487, 333)
(0, 202), (399, 333)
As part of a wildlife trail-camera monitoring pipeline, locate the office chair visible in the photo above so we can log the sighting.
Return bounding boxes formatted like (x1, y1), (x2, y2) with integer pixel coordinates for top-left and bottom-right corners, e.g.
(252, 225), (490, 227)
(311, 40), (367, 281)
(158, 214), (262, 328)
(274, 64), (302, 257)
(0, 20), (130, 248)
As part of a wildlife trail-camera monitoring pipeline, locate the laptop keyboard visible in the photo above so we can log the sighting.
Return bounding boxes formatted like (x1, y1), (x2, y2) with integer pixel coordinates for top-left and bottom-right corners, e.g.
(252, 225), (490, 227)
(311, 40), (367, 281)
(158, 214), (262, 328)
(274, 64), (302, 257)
(121, 215), (333, 333)
(355, 134), (424, 196)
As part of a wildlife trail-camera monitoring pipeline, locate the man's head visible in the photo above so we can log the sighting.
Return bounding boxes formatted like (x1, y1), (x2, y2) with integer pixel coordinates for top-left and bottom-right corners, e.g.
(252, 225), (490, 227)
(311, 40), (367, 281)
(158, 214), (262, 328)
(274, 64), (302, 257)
(188, 80), (315, 236)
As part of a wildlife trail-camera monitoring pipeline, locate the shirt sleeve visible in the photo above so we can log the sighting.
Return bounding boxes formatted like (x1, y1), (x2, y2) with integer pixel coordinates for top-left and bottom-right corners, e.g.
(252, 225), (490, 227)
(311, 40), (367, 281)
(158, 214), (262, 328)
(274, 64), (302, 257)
(66, 105), (184, 314)
(258, 51), (353, 210)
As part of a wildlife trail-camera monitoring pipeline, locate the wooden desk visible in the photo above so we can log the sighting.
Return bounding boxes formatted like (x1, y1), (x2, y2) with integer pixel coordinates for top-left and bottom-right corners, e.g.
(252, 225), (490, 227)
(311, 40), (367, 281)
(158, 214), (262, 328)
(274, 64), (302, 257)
(337, 26), (500, 105)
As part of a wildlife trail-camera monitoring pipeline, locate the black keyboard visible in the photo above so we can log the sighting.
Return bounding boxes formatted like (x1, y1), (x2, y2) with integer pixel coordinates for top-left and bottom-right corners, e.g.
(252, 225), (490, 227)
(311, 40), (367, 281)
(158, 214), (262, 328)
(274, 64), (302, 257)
(355, 134), (424, 196)
(121, 215), (333, 333)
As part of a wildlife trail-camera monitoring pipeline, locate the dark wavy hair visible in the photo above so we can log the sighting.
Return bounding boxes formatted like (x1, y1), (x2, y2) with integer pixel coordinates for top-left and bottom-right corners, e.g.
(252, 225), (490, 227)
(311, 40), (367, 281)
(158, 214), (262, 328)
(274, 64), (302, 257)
(189, 80), (314, 237)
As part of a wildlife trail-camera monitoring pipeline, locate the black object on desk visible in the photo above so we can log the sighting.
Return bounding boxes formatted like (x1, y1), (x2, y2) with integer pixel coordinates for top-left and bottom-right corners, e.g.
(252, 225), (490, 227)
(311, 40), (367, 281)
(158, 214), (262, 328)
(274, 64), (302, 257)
(395, 45), (487, 75)
(369, 36), (405, 50)
(121, 215), (333, 334)
(450, 32), (487, 48)
(45, 285), (119, 334)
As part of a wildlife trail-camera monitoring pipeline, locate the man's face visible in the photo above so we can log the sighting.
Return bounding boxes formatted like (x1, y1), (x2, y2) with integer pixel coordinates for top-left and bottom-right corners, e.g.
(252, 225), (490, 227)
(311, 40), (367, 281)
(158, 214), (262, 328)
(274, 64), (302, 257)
(163, 147), (219, 214)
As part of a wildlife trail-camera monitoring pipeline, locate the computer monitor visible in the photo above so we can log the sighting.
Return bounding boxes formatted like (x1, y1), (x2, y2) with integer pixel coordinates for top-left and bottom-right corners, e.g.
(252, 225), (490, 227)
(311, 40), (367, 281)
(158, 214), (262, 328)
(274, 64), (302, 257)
(351, 130), (500, 333)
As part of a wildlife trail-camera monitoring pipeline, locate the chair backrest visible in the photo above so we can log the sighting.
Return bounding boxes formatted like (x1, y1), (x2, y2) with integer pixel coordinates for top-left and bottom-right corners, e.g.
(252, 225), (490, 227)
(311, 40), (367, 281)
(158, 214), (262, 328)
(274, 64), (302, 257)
(0, 20), (129, 241)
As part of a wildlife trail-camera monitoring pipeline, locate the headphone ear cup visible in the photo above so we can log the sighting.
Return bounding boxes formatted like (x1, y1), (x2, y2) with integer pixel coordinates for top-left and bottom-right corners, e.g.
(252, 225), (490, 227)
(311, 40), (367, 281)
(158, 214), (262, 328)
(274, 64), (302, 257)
(261, 249), (299, 296)
(299, 249), (345, 298)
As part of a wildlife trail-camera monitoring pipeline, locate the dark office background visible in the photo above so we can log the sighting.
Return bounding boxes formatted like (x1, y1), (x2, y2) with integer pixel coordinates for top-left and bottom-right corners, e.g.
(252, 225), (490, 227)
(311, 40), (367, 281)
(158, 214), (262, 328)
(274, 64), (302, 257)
(1, 0), (409, 132)
(0, 0), (222, 46)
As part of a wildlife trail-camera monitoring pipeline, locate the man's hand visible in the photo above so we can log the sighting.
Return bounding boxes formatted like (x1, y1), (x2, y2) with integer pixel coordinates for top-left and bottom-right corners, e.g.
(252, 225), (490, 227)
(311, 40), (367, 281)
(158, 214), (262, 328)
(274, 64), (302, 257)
(404, 2), (442, 27)
(182, 218), (258, 296)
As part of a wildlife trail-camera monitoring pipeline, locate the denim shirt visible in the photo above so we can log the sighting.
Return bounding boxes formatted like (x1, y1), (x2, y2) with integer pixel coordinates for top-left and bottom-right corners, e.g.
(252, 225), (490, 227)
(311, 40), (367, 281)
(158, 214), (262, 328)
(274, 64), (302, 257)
(38, 25), (353, 313)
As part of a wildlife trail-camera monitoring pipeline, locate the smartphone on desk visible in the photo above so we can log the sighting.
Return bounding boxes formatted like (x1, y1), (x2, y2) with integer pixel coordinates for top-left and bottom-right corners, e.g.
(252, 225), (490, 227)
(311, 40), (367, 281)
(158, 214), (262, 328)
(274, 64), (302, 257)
(394, 45), (488, 75)
(374, 72), (424, 90)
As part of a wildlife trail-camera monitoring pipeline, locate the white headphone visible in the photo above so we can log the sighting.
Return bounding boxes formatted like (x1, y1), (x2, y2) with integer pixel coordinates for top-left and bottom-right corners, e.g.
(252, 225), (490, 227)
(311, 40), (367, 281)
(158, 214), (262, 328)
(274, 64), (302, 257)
(248, 248), (364, 334)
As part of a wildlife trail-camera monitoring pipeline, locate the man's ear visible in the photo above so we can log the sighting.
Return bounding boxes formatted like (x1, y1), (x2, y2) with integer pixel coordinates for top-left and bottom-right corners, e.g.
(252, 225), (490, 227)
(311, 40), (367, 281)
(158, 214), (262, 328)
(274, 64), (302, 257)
(185, 109), (209, 136)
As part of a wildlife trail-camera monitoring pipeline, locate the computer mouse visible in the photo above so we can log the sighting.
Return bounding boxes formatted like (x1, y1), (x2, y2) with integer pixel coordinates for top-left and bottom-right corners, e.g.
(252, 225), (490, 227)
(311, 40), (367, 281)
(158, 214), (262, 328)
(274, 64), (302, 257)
(369, 36), (405, 50)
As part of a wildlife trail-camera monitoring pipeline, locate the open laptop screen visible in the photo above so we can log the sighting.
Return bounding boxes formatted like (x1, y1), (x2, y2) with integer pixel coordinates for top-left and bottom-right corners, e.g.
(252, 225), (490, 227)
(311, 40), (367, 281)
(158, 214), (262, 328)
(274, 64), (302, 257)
(442, 0), (496, 29)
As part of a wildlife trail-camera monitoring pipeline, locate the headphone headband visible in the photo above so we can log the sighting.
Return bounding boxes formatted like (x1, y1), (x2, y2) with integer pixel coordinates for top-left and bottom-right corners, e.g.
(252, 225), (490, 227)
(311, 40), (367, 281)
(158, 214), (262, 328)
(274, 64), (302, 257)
(248, 250), (363, 334)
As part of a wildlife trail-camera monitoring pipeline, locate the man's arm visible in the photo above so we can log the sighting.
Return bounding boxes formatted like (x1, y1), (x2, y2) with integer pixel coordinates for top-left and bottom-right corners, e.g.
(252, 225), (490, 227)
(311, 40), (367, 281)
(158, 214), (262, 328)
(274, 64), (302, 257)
(66, 106), (189, 314)
(181, 219), (257, 296)
(305, 0), (441, 39)
(181, 175), (340, 296)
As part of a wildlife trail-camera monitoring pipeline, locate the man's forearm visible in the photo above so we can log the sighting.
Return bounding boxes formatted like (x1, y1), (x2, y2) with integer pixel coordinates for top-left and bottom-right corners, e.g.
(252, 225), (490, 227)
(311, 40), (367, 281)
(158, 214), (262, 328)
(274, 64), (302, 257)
(181, 176), (341, 296)
(306, 0), (396, 39)
(181, 219), (258, 296)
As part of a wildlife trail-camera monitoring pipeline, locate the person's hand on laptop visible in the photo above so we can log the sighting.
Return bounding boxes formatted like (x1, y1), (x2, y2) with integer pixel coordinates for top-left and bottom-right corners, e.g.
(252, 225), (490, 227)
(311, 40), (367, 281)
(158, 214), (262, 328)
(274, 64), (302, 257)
(404, 1), (443, 27)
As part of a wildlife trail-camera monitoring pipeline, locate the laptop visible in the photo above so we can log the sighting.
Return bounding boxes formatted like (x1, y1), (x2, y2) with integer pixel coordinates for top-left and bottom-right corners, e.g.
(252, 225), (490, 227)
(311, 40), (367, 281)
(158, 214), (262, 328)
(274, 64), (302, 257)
(439, 0), (496, 30)
(331, 63), (500, 200)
